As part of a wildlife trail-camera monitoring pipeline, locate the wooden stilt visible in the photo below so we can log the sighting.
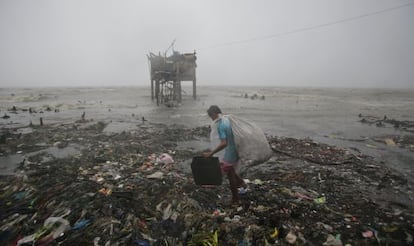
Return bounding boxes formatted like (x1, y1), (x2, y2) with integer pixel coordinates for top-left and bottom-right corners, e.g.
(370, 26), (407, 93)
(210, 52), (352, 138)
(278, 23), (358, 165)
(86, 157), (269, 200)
(178, 82), (182, 102)
(155, 80), (160, 106)
(193, 78), (197, 100)
(151, 80), (154, 100)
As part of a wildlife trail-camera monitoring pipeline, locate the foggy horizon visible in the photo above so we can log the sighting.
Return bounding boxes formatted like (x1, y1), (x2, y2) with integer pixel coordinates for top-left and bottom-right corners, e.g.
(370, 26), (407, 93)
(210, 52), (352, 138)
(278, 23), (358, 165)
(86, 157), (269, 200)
(1, 0), (413, 88)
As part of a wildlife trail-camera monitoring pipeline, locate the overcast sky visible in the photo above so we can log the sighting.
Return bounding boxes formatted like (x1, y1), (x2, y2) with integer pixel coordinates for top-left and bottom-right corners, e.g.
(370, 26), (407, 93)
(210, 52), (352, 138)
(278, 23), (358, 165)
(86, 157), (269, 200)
(0, 0), (413, 88)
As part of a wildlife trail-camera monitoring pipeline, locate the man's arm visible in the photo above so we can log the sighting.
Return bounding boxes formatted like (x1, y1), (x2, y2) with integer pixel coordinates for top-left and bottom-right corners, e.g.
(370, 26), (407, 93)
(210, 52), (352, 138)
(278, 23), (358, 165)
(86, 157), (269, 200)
(203, 139), (227, 158)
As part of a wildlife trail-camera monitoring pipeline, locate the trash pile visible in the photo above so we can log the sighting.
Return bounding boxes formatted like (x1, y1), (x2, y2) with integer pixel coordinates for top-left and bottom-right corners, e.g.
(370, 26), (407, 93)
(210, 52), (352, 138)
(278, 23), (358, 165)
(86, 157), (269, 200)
(269, 136), (359, 165)
(359, 114), (414, 133)
(1, 121), (414, 245)
(371, 135), (414, 151)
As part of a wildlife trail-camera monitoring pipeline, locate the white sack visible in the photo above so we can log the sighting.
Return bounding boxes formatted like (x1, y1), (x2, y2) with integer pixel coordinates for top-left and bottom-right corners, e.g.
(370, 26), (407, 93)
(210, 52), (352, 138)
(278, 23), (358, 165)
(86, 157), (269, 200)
(210, 114), (272, 165)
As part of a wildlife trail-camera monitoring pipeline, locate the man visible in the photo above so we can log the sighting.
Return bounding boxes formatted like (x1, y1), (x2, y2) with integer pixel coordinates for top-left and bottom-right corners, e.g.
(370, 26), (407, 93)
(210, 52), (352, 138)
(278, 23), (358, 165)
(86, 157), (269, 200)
(203, 105), (247, 205)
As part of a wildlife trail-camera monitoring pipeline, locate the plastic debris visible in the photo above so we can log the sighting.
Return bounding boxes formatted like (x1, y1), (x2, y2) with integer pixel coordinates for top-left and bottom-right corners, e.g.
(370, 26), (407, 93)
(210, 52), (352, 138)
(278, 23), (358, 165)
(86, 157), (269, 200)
(317, 222), (333, 233)
(72, 219), (91, 230)
(146, 171), (164, 179)
(362, 230), (374, 238)
(187, 230), (218, 246)
(212, 209), (226, 216)
(365, 144), (377, 149)
(162, 204), (172, 220)
(17, 217), (70, 245)
(13, 191), (27, 200)
(406, 232), (413, 244)
(224, 215), (241, 222)
(98, 187), (112, 196)
(238, 187), (249, 195)
(384, 138), (396, 146)
(323, 234), (342, 246)
(135, 239), (150, 246)
(270, 228), (279, 238)
(314, 196), (326, 204)
(1, 120), (413, 245)
(285, 231), (297, 244)
(93, 237), (100, 246)
(382, 225), (398, 233)
(158, 153), (174, 165)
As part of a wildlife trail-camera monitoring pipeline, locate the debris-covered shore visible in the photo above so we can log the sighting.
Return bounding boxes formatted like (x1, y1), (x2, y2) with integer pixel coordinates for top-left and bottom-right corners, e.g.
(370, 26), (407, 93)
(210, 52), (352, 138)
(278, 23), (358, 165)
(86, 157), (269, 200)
(1, 120), (413, 246)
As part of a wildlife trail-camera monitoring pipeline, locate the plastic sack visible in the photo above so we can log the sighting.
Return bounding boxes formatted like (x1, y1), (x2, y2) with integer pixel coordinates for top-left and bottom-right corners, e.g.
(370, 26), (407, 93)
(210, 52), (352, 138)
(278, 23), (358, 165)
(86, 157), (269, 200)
(158, 153), (174, 165)
(210, 114), (272, 165)
(17, 216), (70, 245)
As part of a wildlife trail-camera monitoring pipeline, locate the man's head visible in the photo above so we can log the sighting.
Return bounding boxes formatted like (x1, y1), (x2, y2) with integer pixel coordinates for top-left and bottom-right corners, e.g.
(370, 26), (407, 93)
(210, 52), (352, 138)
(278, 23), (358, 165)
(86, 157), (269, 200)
(207, 105), (222, 120)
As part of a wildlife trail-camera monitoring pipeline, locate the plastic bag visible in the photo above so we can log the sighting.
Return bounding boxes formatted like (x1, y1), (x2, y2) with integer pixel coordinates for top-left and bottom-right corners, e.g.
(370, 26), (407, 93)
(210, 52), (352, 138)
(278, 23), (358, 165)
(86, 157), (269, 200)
(17, 217), (70, 245)
(158, 153), (174, 165)
(210, 114), (272, 165)
(228, 114), (272, 165)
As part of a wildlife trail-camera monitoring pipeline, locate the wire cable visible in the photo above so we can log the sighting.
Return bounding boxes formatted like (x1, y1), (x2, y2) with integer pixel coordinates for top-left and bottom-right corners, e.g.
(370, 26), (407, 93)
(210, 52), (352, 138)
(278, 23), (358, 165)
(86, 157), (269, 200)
(198, 2), (414, 50)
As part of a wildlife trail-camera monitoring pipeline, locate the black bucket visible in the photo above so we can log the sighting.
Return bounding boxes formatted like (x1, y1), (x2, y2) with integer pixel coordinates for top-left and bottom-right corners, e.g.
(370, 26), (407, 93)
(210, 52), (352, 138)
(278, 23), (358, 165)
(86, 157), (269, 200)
(191, 156), (222, 185)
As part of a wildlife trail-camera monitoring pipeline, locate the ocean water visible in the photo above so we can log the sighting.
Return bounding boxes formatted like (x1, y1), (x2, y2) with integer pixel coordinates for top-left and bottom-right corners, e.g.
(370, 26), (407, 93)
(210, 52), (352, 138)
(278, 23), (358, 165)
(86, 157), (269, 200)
(1, 86), (414, 178)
